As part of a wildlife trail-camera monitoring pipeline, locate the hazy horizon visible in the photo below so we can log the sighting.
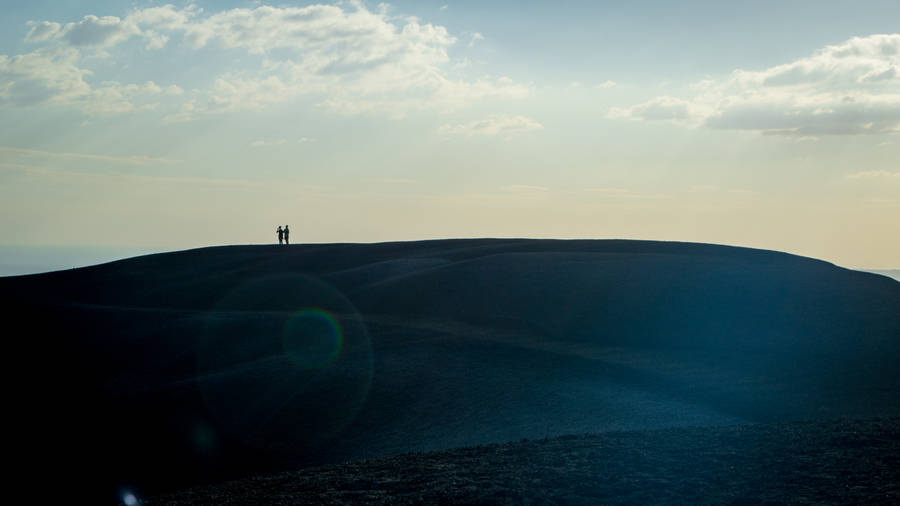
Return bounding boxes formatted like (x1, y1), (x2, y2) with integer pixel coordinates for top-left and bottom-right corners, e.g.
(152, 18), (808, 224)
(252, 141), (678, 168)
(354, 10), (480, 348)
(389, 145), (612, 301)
(1, 1), (898, 268)
(1, 241), (897, 279)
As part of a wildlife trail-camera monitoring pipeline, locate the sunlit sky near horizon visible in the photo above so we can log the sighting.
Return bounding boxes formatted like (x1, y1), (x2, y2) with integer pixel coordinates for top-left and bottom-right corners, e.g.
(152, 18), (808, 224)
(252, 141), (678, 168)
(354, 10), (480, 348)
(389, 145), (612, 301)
(1, 0), (898, 271)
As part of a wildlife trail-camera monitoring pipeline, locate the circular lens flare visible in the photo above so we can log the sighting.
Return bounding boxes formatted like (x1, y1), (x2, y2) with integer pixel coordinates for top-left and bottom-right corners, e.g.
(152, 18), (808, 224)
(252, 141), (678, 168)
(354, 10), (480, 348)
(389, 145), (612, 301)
(196, 272), (374, 453)
(282, 308), (343, 369)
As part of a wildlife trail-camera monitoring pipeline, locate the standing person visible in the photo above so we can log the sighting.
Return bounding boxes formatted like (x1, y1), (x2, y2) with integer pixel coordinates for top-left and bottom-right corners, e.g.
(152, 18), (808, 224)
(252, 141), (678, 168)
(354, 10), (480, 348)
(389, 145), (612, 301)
(277, 226), (284, 245)
(283, 225), (290, 245)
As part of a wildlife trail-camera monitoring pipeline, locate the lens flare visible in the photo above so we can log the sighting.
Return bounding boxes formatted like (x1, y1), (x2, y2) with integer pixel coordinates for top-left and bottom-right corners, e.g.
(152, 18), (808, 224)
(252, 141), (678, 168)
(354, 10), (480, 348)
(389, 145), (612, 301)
(282, 308), (343, 369)
(195, 272), (374, 453)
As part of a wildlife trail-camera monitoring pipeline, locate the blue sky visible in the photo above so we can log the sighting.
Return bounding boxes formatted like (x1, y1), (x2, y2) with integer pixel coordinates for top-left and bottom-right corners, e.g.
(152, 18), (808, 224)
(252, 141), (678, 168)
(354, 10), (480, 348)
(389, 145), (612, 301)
(1, 0), (898, 271)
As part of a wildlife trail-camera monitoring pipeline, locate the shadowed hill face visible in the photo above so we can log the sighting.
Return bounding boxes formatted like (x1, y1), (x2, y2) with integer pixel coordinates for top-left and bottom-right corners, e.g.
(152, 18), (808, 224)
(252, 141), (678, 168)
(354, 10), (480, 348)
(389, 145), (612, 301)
(3, 239), (899, 502)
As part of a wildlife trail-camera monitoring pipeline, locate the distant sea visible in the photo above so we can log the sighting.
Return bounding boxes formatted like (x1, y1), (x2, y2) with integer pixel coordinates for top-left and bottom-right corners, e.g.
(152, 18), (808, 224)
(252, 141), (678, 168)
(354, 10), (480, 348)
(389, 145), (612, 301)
(0, 245), (161, 277)
(864, 269), (900, 282)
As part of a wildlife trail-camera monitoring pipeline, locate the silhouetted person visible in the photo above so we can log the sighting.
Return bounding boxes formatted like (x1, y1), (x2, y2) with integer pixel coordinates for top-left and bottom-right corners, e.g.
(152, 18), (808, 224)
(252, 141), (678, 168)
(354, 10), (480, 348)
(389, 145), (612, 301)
(283, 225), (290, 245)
(277, 226), (284, 245)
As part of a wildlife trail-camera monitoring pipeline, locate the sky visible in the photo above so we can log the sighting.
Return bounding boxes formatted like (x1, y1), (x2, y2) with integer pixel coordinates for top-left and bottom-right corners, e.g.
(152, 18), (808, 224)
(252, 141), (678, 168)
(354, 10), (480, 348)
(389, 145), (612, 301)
(1, 0), (898, 272)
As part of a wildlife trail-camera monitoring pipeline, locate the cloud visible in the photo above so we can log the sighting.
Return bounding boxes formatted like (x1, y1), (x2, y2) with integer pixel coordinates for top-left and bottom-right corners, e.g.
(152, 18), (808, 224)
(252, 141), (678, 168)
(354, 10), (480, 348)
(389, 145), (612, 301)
(27, 5), (195, 50)
(0, 146), (179, 164)
(20, 3), (529, 120)
(584, 187), (668, 200)
(845, 170), (900, 180)
(377, 178), (415, 184)
(609, 96), (706, 125)
(0, 47), (180, 113)
(25, 21), (61, 42)
(249, 139), (288, 148)
(58, 15), (139, 47)
(500, 184), (548, 193)
(0, 48), (90, 107)
(1, 162), (258, 187)
(597, 80), (617, 89)
(249, 137), (314, 147)
(440, 114), (543, 136)
(612, 34), (900, 136)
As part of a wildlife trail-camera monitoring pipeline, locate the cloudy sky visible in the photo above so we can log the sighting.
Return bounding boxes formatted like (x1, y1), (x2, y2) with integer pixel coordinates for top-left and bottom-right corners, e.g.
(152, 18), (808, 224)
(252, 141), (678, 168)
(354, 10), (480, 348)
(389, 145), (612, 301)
(1, 0), (898, 269)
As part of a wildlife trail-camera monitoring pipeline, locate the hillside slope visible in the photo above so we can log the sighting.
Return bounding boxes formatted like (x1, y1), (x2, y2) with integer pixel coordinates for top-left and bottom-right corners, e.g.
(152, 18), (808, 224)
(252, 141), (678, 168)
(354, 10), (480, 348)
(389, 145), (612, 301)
(147, 417), (900, 505)
(2, 239), (898, 501)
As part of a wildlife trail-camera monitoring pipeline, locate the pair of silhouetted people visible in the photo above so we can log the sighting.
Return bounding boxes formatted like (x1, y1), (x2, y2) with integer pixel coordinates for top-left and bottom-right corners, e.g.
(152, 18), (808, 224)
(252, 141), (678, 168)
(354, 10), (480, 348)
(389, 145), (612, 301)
(276, 225), (290, 245)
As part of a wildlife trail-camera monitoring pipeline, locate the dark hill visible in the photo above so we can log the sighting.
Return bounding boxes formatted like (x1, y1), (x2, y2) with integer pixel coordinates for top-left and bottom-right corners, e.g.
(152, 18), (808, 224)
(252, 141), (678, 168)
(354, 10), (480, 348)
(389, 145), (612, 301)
(2, 239), (899, 502)
(147, 417), (900, 505)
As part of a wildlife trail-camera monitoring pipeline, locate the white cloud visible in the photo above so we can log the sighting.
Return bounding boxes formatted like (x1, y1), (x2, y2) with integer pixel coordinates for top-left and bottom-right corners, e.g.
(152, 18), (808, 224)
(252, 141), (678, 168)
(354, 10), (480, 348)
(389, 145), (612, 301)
(596, 80), (617, 89)
(25, 21), (61, 43)
(59, 15), (140, 48)
(440, 114), (543, 136)
(0, 48), (90, 107)
(468, 32), (484, 48)
(0, 46), (180, 114)
(20, 3), (529, 120)
(31, 5), (196, 50)
(612, 34), (900, 136)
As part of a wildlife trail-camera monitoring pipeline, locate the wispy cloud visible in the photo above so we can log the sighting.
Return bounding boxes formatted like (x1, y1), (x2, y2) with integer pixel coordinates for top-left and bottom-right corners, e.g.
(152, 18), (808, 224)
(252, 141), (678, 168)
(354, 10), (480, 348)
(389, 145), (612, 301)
(584, 187), (669, 200)
(0, 146), (179, 164)
(440, 114), (543, 136)
(500, 184), (548, 193)
(250, 139), (286, 148)
(845, 170), (900, 180)
(0, 162), (258, 186)
(376, 178), (416, 185)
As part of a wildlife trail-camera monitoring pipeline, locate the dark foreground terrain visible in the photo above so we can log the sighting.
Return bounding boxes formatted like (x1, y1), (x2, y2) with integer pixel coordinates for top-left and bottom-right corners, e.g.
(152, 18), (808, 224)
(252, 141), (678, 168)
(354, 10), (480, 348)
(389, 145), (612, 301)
(149, 417), (900, 505)
(2, 239), (898, 502)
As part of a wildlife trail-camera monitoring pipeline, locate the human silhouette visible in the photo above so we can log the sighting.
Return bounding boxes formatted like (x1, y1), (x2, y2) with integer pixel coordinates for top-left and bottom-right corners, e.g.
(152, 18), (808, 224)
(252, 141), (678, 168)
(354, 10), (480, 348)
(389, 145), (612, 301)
(277, 226), (284, 245)
(284, 225), (290, 245)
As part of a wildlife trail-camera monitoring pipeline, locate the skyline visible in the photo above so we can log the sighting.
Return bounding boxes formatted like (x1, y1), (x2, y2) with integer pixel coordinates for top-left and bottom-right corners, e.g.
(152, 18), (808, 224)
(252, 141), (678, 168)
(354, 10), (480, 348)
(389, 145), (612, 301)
(1, 1), (899, 269)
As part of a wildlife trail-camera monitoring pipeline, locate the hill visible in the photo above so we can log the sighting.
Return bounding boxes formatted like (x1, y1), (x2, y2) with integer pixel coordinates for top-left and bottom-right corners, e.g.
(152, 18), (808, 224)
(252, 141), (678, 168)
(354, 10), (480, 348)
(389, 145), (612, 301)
(146, 417), (900, 505)
(2, 239), (899, 502)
